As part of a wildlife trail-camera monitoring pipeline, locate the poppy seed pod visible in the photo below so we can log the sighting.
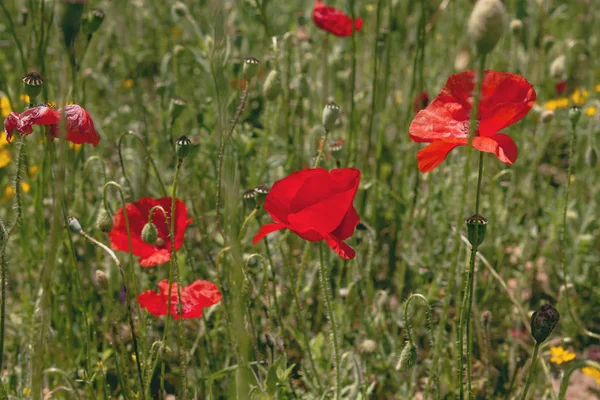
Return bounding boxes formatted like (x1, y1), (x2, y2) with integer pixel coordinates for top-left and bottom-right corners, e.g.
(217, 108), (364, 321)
(243, 188), (257, 209)
(322, 102), (340, 131)
(96, 208), (114, 233)
(263, 70), (282, 101)
(85, 8), (105, 35)
(585, 146), (598, 167)
(396, 342), (417, 372)
(60, 0), (86, 49)
(465, 214), (488, 247)
(530, 304), (559, 343)
(95, 270), (109, 290)
(569, 107), (582, 127)
(254, 184), (269, 208)
(141, 222), (159, 245)
(175, 135), (192, 160)
(169, 97), (187, 121)
(242, 57), (260, 80)
(21, 7), (29, 26)
(67, 216), (83, 234)
(467, 0), (507, 55)
(22, 72), (44, 101)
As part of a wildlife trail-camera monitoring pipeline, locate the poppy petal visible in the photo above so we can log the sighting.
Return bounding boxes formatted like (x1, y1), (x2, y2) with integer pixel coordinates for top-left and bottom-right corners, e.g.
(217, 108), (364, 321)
(331, 205), (359, 240)
(472, 134), (518, 164)
(323, 233), (356, 260)
(416, 140), (464, 173)
(313, 1), (363, 37)
(60, 105), (101, 146)
(3, 112), (19, 143)
(16, 106), (60, 135)
(253, 222), (287, 244)
(138, 290), (168, 316)
(182, 280), (222, 309)
(139, 249), (171, 267)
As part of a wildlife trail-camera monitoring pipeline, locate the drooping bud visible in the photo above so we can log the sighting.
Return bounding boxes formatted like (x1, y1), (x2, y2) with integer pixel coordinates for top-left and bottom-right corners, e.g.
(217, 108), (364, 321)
(95, 270), (109, 290)
(84, 8), (105, 35)
(322, 102), (340, 132)
(22, 72), (44, 102)
(96, 208), (114, 233)
(242, 57), (260, 80)
(509, 19), (523, 35)
(540, 110), (554, 124)
(585, 146), (598, 167)
(67, 216), (83, 234)
(243, 189), (257, 209)
(175, 135), (192, 160)
(467, 0), (507, 55)
(465, 214), (488, 247)
(141, 223), (159, 244)
(396, 342), (417, 372)
(169, 97), (187, 122)
(569, 107), (582, 127)
(263, 70), (282, 101)
(254, 184), (269, 208)
(530, 304), (559, 343)
(60, 0), (86, 50)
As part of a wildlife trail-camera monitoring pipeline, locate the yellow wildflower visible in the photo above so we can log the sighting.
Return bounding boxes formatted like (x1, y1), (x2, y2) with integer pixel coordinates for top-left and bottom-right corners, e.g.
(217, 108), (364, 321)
(123, 79), (134, 89)
(571, 88), (588, 106)
(29, 165), (39, 177)
(0, 149), (11, 168)
(585, 106), (596, 117)
(543, 98), (569, 111)
(582, 367), (600, 385)
(550, 346), (576, 364)
(171, 26), (182, 36)
(595, 83), (600, 93)
(0, 97), (11, 118)
(4, 183), (31, 201)
(20, 94), (30, 103)
(365, 4), (374, 13)
(394, 90), (404, 105)
(23, 387), (31, 396)
(69, 142), (83, 152)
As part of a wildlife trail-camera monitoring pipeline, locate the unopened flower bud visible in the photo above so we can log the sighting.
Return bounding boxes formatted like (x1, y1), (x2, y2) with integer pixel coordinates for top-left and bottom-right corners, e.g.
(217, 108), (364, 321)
(359, 339), (378, 354)
(67, 216), (83, 234)
(322, 102), (340, 132)
(171, 2), (188, 18)
(549, 55), (566, 79)
(175, 135), (192, 160)
(242, 57), (260, 80)
(254, 184), (269, 208)
(141, 223), (158, 244)
(396, 342), (417, 372)
(467, 0), (507, 55)
(22, 72), (44, 101)
(96, 209), (113, 233)
(481, 310), (492, 325)
(60, 0), (86, 49)
(85, 9), (105, 35)
(243, 189), (257, 209)
(465, 214), (488, 247)
(21, 7), (29, 26)
(530, 304), (559, 343)
(263, 70), (282, 101)
(541, 110), (554, 124)
(585, 146), (598, 167)
(569, 107), (582, 127)
(95, 270), (109, 290)
(169, 97), (187, 121)
(509, 19), (523, 35)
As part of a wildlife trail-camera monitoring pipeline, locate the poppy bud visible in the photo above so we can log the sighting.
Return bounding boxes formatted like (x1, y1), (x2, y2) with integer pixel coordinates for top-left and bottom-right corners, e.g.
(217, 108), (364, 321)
(95, 270), (109, 290)
(141, 223), (159, 244)
(155, 81), (170, 97)
(96, 209), (113, 233)
(359, 339), (378, 354)
(242, 57), (260, 80)
(169, 97), (187, 122)
(67, 216), (83, 234)
(396, 342), (417, 372)
(254, 184), (269, 208)
(85, 8), (105, 35)
(467, 0), (507, 55)
(549, 55), (566, 79)
(585, 146), (598, 167)
(22, 72), (44, 102)
(171, 1), (188, 17)
(465, 214), (488, 247)
(263, 70), (282, 101)
(60, 0), (86, 50)
(21, 7), (29, 26)
(322, 102), (340, 132)
(569, 107), (582, 127)
(243, 188), (257, 209)
(530, 304), (559, 343)
(541, 110), (554, 124)
(175, 135), (192, 160)
(509, 19), (523, 35)
(481, 310), (492, 325)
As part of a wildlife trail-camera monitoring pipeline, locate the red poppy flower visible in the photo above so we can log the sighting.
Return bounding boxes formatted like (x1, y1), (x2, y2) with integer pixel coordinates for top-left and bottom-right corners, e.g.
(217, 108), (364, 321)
(253, 168), (360, 260)
(409, 70), (536, 173)
(109, 197), (193, 267)
(15, 105), (60, 137)
(3, 112), (19, 143)
(413, 91), (430, 113)
(555, 80), (568, 96)
(59, 104), (100, 146)
(313, 1), (363, 37)
(138, 279), (222, 319)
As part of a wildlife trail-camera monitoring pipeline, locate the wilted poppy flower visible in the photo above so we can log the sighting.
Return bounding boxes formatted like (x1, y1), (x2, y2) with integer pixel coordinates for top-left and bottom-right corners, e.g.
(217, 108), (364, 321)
(138, 279), (222, 319)
(3, 112), (20, 143)
(313, 1), (363, 37)
(409, 70), (536, 173)
(109, 197), (193, 267)
(59, 104), (100, 146)
(13, 105), (60, 140)
(253, 168), (360, 259)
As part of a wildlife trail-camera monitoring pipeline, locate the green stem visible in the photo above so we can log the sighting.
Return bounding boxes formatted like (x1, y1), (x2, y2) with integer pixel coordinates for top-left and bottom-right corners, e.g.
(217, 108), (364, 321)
(318, 242), (340, 400)
(520, 342), (540, 400)
(314, 130), (330, 168)
(558, 360), (600, 400)
(0, 2), (28, 73)
(347, 0), (357, 166)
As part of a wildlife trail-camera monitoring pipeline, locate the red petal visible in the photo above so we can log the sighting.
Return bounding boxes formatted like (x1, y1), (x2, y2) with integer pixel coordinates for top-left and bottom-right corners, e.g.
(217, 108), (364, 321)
(416, 140), (464, 173)
(331, 205), (359, 240)
(139, 249), (171, 267)
(3, 112), (19, 143)
(253, 222), (286, 244)
(323, 233), (356, 260)
(313, 1), (363, 37)
(60, 105), (101, 146)
(182, 280), (222, 319)
(472, 134), (518, 164)
(138, 290), (168, 317)
(16, 106), (60, 135)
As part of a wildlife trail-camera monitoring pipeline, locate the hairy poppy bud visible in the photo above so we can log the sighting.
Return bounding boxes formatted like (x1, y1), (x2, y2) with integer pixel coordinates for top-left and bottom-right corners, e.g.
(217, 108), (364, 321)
(359, 339), (378, 354)
(263, 70), (282, 101)
(465, 214), (488, 247)
(22, 72), (44, 102)
(531, 304), (559, 343)
(85, 8), (105, 35)
(60, 0), (86, 49)
(67, 216), (83, 234)
(243, 188), (257, 209)
(175, 135), (192, 160)
(549, 55), (566, 79)
(254, 184), (269, 208)
(96, 209), (114, 233)
(141, 223), (158, 244)
(169, 97), (187, 122)
(467, 0), (507, 55)
(509, 19), (523, 35)
(569, 107), (582, 127)
(322, 102), (340, 132)
(585, 146), (598, 167)
(396, 342), (417, 372)
(242, 57), (260, 80)
(172, 2), (188, 18)
(95, 270), (109, 290)
(541, 110), (554, 124)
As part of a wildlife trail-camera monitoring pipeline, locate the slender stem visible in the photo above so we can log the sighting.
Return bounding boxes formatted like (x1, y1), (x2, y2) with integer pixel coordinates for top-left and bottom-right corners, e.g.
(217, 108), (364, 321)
(558, 360), (600, 400)
(238, 208), (259, 243)
(318, 242), (340, 400)
(347, 0), (357, 166)
(0, 2), (27, 73)
(520, 342), (540, 400)
(314, 130), (330, 168)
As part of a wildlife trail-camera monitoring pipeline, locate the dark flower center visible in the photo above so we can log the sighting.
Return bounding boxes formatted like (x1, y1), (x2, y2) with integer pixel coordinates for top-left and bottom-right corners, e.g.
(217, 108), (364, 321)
(459, 120), (481, 136)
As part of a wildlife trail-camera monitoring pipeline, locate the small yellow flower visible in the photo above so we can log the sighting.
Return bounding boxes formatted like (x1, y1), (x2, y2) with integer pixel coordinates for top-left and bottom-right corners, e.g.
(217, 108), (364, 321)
(582, 367), (600, 385)
(595, 83), (600, 93)
(131, 353), (136, 362)
(550, 346), (576, 365)
(0, 149), (11, 168)
(29, 165), (39, 177)
(585, 106), (596, 117)
(365, 4), (374, 13)
(4, 183), (31, 201)
(23, 387), (31, 396)
(543, 98), (569, 111)
(394, 90), (404, 105)
(571, 88), (588, 106)
(0, 97), (11, 118)
(69, 142), (83, 152)
(171, 26), (182, 36)
(123, 79), (134, 89)
(20, 94), (30, 103)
